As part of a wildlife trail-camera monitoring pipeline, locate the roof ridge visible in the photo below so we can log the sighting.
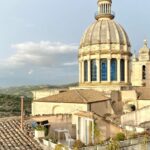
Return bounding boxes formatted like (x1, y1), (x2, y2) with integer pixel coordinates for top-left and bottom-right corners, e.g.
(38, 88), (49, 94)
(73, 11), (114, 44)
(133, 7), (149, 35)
(75, 90), (88, 103)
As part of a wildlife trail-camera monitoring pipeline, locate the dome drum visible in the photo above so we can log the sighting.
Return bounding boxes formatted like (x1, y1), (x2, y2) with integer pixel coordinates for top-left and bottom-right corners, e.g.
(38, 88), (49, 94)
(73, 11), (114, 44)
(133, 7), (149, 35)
(79, 56), (130, 86)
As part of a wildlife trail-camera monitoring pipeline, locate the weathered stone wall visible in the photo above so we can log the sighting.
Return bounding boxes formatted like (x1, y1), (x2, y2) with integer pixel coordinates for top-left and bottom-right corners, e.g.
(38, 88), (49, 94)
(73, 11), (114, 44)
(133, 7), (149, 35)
(146, 62), (150, 87)
(90, 101), (114, 116)
(121, 105), (150, 126)
(81, 138), (150, 150)
(32, 102), (88, 116)
(32, 89), (63, 100)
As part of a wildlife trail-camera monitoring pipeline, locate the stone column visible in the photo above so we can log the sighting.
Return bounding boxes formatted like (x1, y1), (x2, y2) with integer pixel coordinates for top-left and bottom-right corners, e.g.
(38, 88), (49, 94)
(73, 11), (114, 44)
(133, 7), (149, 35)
(107, 58), (111, 82)
(125, 58), (128, 83)
(117, 58), (121, 83)
(92, 120), (94, 144)
(88, 60), (91, 83)
(96, 59), (100, 82)
(81, 61), (84, 83)
(79, 61), (82, 83)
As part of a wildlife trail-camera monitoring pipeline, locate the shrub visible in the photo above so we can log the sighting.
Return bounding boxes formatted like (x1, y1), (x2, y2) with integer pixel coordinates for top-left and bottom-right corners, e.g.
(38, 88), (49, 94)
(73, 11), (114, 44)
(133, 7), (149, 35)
(50, 136), (58, 144)
(115, 132), (126, 141)
(107, 139), (120, 150)
(35, 125), (45, 131)
(127, 132), (138, 139)
(73, 140), (85, 149)
(55, 144), (68, 150)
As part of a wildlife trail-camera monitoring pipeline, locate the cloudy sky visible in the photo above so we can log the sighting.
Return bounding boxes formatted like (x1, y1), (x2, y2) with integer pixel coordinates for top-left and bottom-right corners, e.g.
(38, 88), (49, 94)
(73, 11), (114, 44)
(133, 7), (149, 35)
(0, 0), (150, 87)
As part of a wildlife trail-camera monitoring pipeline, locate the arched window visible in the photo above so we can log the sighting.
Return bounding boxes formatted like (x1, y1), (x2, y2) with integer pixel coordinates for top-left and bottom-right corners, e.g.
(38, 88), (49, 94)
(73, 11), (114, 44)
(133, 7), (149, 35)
(142, 65), (146, 80)
(120, 59), (125, 81)
(100, 59), (107, 81)
(111, 59), (117, 81)
(91, 59), (97, 81)
(84, 60), (88, 82)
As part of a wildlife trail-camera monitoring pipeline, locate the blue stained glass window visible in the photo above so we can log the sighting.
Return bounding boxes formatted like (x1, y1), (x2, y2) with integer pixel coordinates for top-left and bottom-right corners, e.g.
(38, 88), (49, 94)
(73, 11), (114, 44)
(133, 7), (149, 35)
(91, 59), (97, 81)
(111, 59), (117, 81)
(120, 59), (125, 81)
(84, 61), (88, 82)
(100, 59), (107, 81)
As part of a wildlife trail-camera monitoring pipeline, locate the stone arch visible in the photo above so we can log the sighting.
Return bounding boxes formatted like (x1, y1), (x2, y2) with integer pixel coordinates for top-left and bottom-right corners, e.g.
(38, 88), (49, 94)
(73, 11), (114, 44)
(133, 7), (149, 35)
(123, 100), (137, 113)
(52, 105), (64, 114)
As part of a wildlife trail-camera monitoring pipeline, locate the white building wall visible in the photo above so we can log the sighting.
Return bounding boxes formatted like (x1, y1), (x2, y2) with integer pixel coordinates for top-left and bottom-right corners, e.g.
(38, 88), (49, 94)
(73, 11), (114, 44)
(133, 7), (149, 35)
(121, 105), (150, 127)
(32, 102), (88, 116)
(131, 61), (147, 86)
(32, 89), (62, 100)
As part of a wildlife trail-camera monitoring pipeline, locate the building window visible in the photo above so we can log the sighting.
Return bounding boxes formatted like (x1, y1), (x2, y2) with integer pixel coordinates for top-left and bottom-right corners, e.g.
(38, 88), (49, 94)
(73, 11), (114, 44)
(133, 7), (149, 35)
(111, 59), (117, 81)
(84, 60), (88, 82)
(120, 59), (125, 81)
(142, 65), (146, 80)
(91, 59), (97, 81)
(100, 59), (107, 81)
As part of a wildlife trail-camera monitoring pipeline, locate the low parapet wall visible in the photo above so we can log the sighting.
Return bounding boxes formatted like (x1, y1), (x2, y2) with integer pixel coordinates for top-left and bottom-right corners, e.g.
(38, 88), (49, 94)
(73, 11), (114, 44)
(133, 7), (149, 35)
(121, 105), (150, 126)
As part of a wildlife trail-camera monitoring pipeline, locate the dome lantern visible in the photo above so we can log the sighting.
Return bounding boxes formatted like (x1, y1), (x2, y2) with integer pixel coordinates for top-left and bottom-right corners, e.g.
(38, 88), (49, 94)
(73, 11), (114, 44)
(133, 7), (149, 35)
(95, 0), (115, 20)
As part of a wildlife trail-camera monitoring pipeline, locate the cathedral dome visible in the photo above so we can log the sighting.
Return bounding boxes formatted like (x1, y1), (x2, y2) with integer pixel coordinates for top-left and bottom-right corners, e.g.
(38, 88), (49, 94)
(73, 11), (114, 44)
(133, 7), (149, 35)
(80, 19), (130, 48)
(78, 0), (132, 90)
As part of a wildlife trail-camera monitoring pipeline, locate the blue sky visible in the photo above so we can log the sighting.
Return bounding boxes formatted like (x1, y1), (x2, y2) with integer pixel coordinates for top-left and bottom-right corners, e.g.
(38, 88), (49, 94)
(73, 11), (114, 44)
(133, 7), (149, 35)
(0, 0), (150, 87)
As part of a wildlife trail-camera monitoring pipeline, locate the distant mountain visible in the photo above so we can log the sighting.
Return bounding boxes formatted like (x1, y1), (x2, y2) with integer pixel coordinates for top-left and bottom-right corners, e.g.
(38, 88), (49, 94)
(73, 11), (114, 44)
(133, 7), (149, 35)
(0, 82), (78, 118)
(0, 82), (78, 98)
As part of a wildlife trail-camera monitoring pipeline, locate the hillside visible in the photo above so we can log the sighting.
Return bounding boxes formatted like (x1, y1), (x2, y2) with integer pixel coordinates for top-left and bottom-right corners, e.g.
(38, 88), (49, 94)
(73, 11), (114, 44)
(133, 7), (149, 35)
(0, 83), (78, 118)
(0, 94), (32, 118)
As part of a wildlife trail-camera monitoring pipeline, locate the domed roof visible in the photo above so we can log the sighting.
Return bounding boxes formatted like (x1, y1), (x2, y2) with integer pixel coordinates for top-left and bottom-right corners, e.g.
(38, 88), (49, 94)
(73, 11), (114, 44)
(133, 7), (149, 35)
(80, 19), (131, 48)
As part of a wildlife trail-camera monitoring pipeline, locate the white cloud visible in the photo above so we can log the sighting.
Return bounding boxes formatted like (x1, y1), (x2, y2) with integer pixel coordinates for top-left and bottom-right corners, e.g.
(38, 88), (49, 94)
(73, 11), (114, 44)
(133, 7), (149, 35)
(0, 41), (78, 86)
(1, 41), (78, 69)
(63, 61), (78, 66)
(28, 69), (34, 75)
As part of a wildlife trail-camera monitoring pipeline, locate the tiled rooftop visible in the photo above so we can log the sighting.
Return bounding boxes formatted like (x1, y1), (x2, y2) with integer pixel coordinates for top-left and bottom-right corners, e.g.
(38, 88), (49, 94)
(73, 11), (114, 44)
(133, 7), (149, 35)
(34, 89), (109, 104)
(0, 119), (43, 150)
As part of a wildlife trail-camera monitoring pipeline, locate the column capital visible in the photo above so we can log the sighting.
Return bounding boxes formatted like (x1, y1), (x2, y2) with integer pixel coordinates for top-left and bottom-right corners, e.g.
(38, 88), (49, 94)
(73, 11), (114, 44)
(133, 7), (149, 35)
(117, 57), (121, 60)
(124, 57), (129, 60)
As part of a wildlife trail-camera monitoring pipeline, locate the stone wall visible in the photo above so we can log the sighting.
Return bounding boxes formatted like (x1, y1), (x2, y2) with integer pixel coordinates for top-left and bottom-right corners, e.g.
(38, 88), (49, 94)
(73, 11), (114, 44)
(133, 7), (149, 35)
(121, 105), (150, 126)
(32, 102), (88, 116)
(81, 138), (150, 150)
(32, 89), (63, 100)
(90, 101), (114, 116)
(146, 62), (150, 87)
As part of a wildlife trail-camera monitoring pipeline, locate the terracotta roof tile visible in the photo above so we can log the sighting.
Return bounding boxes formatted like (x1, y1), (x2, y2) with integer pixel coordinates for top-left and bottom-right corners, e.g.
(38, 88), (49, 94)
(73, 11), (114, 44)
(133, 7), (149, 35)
(34, 89), (109, 104)
(0, 119), (42, 150)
